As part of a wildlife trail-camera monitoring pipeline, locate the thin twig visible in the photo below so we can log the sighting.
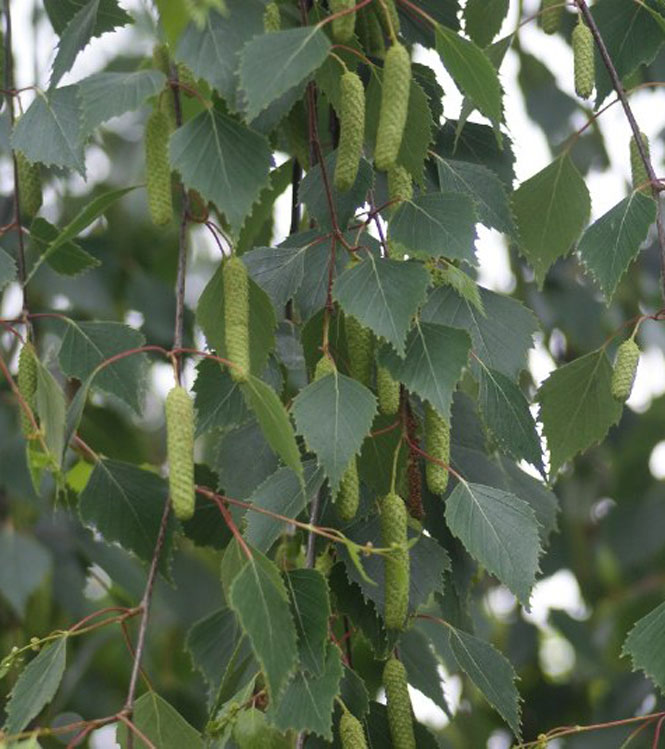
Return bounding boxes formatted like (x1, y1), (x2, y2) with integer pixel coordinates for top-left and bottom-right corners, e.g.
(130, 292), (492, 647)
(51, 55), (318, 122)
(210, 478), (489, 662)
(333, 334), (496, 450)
(573, 0), (665, 302)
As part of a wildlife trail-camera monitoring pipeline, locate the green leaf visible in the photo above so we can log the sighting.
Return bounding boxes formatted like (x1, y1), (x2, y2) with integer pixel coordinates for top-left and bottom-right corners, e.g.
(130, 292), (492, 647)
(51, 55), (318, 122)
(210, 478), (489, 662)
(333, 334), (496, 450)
(422, 285), (538, 380)
(116, 692), (203, 749)
(242, 242), (308, 311)
(478, 366), (543, 474)
(333, 254), (430, 356)
(537, 348), (623, 476)
(240, 376), (302, 476)
(434, 157), (515, 236)
(197, 262), (276, 376)
(399, 628), (449, 716)
(447, 624), (522, 738)
(44, 0), (131, 36)
(58, 320), (147, 413)
(4, 638), (67, 735)
(267, 644), (343, 740)
(577, 192), (657, 302)
(216, 420), (280, 499)
(0, 528), (52, 619)
(29, 217), (100, 276)
(435, 26), (502, 125)
(238, 27), (331, 121)
(465, 0), (509, 47)
(229, 550), (299, 698)
(388, 193), (477, 263)
(192, 358), (249, 436)
(245, 462), (324, 552)
(50, 0), (131, 88)
(0, 247), (17, 290)
(512, 154), (590, 285)
(12, 86), (85, 175)
(175, 0), (264, 109)
(79, 70), (166, 133)
(291, 371), (377, 491)
(622, 600), (665, 692)
(35, 359), (67, 466)
(78, 459), (174, 572)
(378, 322), (471, 420)
(285, 568), (331, 675)
(186, 607), (248, 688)
(445, 481), (542, 606)
(170, 107), (271, 234)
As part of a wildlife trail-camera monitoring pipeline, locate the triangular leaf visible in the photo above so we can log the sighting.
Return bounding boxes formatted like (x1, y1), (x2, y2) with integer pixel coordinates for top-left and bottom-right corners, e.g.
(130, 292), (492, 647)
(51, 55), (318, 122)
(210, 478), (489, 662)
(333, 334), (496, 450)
(30, 217), (100, 276)
(0, 528), (52, 619)
(285, 568), (331, 675)
(192, 358), (250, 436)
(622, 600), (665, 692)
(116, 692), (203, 749)
(242, 243), (308, 311)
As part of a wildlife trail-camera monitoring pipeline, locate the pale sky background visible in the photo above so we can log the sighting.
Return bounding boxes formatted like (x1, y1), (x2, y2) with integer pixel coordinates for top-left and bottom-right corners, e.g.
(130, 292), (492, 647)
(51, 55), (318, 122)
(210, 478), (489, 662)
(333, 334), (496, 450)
(4, 1), (665, 746)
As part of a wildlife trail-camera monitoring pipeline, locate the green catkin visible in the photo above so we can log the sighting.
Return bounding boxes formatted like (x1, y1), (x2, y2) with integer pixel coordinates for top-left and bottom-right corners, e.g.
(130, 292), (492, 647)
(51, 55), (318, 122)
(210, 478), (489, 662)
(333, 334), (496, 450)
(340, 709), (368, 749)
(375, 42), (411, 171)
(630, 132), (650, 192)
(223, 255), (250, 383)
(540, 0), (562, 34)
(166, 386), (196, 521)
(177, 63), (197, 96)
(17, 342), (38, 437)
(16, 152), (42, 218)
(334, 71), (366, 192)
(380, 492), (409, 630)
(383, 657), (416, 749)
(387, 164), (412, 214)
(345, 316), (374, 387)
(330, 0), (356, 43)
(572, 19), (594, 99)
(152, 43), (170, 75)
(377, 0), (400, 37)
(611, 339), (640, 402)
(377, 365), (400, 415)
(357, 7), (386, 58)
(336, 457), (359, 522)
(425, 403), (450, 495)
(145, 108), (173, 226)
(263, 1), (280, 32)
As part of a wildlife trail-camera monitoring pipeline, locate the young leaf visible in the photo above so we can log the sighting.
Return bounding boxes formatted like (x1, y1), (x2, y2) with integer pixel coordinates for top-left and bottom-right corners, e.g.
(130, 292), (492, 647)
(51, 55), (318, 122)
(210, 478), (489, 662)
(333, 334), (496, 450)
(116, 692), (203, 749)
(445, 481), (542, 606)
(377, 322), (471, 420)
(512, 154), (590, 285)
(537, 348), (622, 476)
(228, 550), (299, 698)
(622, 600), (665, 692)
(0, 528), (52, 620)
(291, 371), (377, 491)
(4, 637), (67, 735)
(333, 254), (430, 356)
(238, 27), (331, 121)
(577, 192), (656, 302)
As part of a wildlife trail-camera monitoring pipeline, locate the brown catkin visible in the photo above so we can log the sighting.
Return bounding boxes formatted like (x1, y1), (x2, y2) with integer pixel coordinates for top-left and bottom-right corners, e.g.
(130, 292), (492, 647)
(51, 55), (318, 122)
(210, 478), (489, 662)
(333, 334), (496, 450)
(375, 43), (411, 171)
(630, 132), (650, 192)
(377, 365), (400, 415)
(611, 339), (640, 402)
(263, 1), (280, 32)
(345, 316), (374, 387)
(540, 0), (562, 34)
(334, 71), (366, 192)
(383, 657), (416, 749)
(340, 709), (368, 749)
(145, 108), (173, 226)
(330, 0), (356, 43)
(17, 342), (38, 437)
(166, 386), (196, 521)
(572, 19), (594, 99)
(380, 492), (409, 630)
(336, 457), (359, 522)
(223, 255), (250, 383)
(425, 403), (450, 495)
(16, 152), (42, 217)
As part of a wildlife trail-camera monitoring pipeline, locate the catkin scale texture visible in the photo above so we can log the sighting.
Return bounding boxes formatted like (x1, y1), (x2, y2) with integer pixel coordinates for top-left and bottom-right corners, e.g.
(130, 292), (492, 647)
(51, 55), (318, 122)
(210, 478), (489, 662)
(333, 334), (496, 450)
(375, 43), (411, 171)
(380, 492), (409, 630)
(541, 0), (562, 34)
(145, 108), (173, 226)
(377, 365), (400, 415)
(330, 0), (356, 42)
(387, 164), (412, 214)
(223, 255), (250, 383)
(572, 20), (594, 99)
(334, 71), (366, 192)
(18, 342), (38, 436)
(377, 0), (400, 36)
(336, 457), (359, 522)
(611, 339), (640, 402)
(166, 386), (195, 521)
(263, 1), (280, 32)
(16, 152), (42, 218)
(630, 132), (650, 192)
(345, 316), (374, 387)
(425, 404), (450, 494)
(383, 657), (416, 749)
(340, 710), (368, 749)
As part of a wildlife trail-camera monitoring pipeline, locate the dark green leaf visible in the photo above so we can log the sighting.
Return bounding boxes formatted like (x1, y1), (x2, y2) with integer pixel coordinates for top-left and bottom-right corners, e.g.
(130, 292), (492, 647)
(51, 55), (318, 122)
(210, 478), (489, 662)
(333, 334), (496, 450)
(44, 0), (131, 36)
(242, 242), (308, 311)
(0, 247), (17, 290)
(30, 217), (100, 276)
(399, 628), (449, 716)
(622, 600), (665, 692)
(186, 607), (247, 687)
(465, 0), (509, 47)
(116, 692), (203, 749)
(286, 568), (331, 675)
(0, 528), (52, 619)
(192, 358), (250, 437)
(216, 420), (280, 499)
